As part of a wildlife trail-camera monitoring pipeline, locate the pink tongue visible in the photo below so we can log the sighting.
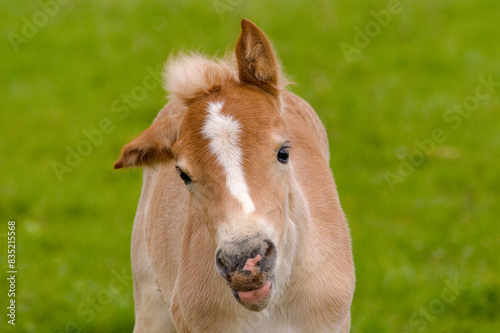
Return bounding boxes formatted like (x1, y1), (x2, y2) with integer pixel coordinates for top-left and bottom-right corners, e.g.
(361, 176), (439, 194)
(238, 281), (272, 305)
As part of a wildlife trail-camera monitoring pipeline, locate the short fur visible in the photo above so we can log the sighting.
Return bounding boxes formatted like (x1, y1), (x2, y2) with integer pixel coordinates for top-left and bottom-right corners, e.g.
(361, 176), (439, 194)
(115, 19), (355, 332)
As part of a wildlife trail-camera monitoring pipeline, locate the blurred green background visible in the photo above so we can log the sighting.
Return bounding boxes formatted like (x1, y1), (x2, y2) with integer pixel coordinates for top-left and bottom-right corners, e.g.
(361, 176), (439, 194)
(1, 0), (499, 332)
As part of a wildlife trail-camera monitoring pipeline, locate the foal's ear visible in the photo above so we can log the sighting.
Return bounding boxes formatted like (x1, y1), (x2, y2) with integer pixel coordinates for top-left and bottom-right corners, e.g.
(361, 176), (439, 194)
(236, 18), (282, 96)
(114, 116), (179, 169)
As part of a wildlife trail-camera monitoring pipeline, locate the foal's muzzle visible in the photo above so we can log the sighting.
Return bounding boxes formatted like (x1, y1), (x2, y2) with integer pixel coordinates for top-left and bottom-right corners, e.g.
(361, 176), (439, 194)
(215, 236), (277, 311)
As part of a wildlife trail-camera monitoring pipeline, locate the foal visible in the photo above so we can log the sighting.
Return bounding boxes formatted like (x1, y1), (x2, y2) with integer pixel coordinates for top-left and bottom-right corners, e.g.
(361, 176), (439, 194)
(115, 18), (355, 332)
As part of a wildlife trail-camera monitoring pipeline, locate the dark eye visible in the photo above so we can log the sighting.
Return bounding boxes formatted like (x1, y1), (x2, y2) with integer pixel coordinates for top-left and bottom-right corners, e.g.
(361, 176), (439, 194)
(277, 146), (290, 164)
(176, 166), (192, 185)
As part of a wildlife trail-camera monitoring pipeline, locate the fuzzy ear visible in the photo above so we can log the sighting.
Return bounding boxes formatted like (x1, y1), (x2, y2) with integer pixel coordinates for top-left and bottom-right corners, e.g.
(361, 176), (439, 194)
(236, 18), (283, 96)
(114, 115), (179, 169)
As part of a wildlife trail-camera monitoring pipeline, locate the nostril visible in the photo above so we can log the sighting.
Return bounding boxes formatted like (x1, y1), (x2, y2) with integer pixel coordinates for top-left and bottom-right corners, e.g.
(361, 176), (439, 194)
(215, 249), (229, 277)
(261, 240), (277, 272)
(215, 249), (222, 263)
(264, 240), (277, 260)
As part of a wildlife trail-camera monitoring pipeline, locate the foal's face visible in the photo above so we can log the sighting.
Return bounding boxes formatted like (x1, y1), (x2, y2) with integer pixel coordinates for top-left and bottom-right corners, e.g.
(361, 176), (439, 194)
(115, 18), (290, 311)
(172, 85), (290, 310)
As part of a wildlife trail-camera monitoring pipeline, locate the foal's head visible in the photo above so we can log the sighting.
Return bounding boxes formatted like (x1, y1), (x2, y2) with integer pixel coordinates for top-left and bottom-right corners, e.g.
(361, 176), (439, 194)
(115, 19), (290, 311)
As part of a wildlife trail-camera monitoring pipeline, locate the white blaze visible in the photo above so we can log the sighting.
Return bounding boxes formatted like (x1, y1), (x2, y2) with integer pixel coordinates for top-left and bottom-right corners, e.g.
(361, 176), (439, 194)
(202, 101), (255, 214)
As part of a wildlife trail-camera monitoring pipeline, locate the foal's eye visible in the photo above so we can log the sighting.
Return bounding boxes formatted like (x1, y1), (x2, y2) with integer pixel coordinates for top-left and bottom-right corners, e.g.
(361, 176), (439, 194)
(277, 145), (290, 164)
(176, 166), (192, 185)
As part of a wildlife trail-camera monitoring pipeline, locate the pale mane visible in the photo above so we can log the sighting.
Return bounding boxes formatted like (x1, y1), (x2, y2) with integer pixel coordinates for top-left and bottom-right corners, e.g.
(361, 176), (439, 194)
(163, 53), (238, 105)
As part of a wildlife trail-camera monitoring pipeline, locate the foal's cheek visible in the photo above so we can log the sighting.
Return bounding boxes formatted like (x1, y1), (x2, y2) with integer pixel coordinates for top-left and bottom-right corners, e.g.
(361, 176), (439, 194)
(263, 204), (286, 234)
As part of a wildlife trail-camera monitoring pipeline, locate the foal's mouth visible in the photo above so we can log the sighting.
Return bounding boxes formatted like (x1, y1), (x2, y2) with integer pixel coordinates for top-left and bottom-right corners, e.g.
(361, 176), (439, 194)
(232, 280), (272, 311)
(227, 255), (274, 311)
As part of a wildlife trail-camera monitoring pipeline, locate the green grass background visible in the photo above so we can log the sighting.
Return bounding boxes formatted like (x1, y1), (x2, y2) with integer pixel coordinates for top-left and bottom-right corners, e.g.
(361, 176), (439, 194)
(1, 0), (499, 332)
